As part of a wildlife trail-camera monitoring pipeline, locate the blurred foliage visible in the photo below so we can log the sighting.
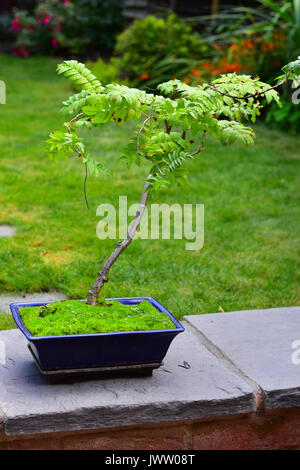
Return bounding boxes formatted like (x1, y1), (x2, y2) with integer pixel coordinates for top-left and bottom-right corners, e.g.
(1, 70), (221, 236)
(68, 0), (124, 53)
(185, 1), (300, 132)
(265, 93), (300, 133)
(113, 14), (208, 89)
(85, 58), (129, 86)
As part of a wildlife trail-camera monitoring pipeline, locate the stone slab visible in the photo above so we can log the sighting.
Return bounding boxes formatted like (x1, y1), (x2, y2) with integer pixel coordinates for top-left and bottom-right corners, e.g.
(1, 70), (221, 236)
(0, 225), (16, 237)
(0, 292), (67, 314)
(184, 307), (300, 410)
(0, 324), (254, 436)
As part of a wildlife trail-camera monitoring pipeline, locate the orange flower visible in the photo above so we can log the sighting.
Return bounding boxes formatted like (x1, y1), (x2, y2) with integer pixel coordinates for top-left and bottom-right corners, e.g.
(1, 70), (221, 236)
(213, 63), (242, 75)
(243, 40), (254, 49)
(190, 69), (201, 76)
(202, 62), (212, 70)
(183, 76), (190, 83)
(140, 72), (149, 80)
(222, 63), (242, 72)
(171, 76), (177, 80)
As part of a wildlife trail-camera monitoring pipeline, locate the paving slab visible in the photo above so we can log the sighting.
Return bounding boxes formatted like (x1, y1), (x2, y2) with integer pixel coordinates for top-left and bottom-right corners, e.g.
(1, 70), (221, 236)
(184, 307), (300, 410)
(0, 324), (254, 436)
(0, 292), (67, 314)
(0, 225), (16, 237)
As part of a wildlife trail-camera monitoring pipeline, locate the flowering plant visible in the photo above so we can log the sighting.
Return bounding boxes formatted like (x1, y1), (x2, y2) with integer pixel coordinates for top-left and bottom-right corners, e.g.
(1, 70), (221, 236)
(10, 0), (75, 57)
(182, 32), (287, 86)
(9, 0), (124, 57)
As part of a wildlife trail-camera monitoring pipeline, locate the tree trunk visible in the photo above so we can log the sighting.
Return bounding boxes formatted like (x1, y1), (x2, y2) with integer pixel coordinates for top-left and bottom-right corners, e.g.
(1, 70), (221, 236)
(86, 174), (151, 305)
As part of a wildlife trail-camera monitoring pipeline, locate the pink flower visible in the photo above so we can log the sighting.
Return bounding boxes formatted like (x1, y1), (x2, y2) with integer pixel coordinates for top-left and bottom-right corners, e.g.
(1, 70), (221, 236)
(44, 16), (51, 25)
(64, 0), (71, 5)
(51, 38), (58, 48)
(12, 46), (30, 57)
(11, 18), (22, 31)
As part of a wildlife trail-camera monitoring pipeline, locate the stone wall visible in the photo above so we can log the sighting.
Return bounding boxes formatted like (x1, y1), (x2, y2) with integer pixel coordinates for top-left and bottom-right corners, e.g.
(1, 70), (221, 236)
(1, 306), (300, 450)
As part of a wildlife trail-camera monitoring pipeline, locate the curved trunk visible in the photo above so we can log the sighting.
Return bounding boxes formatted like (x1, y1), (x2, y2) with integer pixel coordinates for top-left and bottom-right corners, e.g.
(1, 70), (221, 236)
(86, 175), (151, 305)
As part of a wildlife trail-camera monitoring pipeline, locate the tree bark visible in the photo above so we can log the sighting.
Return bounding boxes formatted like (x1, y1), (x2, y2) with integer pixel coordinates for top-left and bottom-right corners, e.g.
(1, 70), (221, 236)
(86, 174), (151, 305)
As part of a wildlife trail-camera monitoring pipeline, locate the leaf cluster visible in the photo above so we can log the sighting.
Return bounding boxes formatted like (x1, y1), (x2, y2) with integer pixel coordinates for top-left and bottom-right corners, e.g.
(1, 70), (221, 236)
(48, 59), (287, 191)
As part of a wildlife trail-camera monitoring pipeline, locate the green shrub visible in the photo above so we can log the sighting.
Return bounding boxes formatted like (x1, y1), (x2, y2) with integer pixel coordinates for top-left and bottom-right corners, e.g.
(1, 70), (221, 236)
(73, 0), (124, 53)
(265, 92), (300, 133)
(85, 58), (129, 87)
(114, 14), (208, 88)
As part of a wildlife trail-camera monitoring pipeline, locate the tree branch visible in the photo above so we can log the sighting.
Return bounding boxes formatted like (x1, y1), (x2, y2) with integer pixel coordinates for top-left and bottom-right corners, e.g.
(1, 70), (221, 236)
(165, 119), (172, 134)
(190, 130), (207, 156)
(136, 115), (166, 176)
(207, 74), (289, 101)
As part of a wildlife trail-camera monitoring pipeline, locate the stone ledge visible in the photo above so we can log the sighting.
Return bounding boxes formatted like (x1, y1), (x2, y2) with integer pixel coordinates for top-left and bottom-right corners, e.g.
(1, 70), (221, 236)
(0, 292), (67, 314)
(184, 306), (300, 410)
(0, 324), (254, 437)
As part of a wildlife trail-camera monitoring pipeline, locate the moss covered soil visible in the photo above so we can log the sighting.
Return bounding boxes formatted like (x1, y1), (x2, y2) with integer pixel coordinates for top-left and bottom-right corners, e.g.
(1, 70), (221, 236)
(19, 300), (175, 337)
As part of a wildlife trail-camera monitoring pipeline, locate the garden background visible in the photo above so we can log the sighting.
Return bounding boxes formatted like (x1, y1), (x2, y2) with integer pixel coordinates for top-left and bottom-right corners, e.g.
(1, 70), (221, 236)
(0, 0), (300, 330)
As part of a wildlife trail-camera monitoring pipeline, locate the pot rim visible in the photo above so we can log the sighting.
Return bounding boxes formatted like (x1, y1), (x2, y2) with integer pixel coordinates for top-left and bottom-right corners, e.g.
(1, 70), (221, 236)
(10, 296), (185, 341)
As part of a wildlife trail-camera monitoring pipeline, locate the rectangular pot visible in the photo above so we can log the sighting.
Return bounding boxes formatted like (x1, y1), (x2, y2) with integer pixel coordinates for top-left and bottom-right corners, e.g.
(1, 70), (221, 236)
(10, 297), (184, 371)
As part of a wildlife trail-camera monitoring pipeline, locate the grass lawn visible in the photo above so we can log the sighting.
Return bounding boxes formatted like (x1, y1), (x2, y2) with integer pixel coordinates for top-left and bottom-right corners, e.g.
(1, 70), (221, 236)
(0, 314), (15, 330)
(0, 54), (299, 330)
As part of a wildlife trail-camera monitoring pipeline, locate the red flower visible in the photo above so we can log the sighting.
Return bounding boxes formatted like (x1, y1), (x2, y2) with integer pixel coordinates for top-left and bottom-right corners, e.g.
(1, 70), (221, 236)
(51, 38), (58, 48)
(140, 73), (149, 80)
(183, 76), (190, 83)
(11, 18), (22, 31)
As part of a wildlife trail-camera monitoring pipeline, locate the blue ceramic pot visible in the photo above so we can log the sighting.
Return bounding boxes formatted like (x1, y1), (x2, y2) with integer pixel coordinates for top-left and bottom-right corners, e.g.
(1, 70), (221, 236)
(10, 297), (184, 371)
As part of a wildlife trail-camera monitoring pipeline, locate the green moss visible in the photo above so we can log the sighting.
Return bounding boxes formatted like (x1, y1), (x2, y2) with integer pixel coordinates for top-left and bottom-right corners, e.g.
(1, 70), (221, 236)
(19, 300), (175, 337)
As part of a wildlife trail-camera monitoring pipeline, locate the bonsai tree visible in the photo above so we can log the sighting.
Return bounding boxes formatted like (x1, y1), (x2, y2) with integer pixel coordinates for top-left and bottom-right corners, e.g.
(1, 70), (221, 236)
(47, 58), (300, 307)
